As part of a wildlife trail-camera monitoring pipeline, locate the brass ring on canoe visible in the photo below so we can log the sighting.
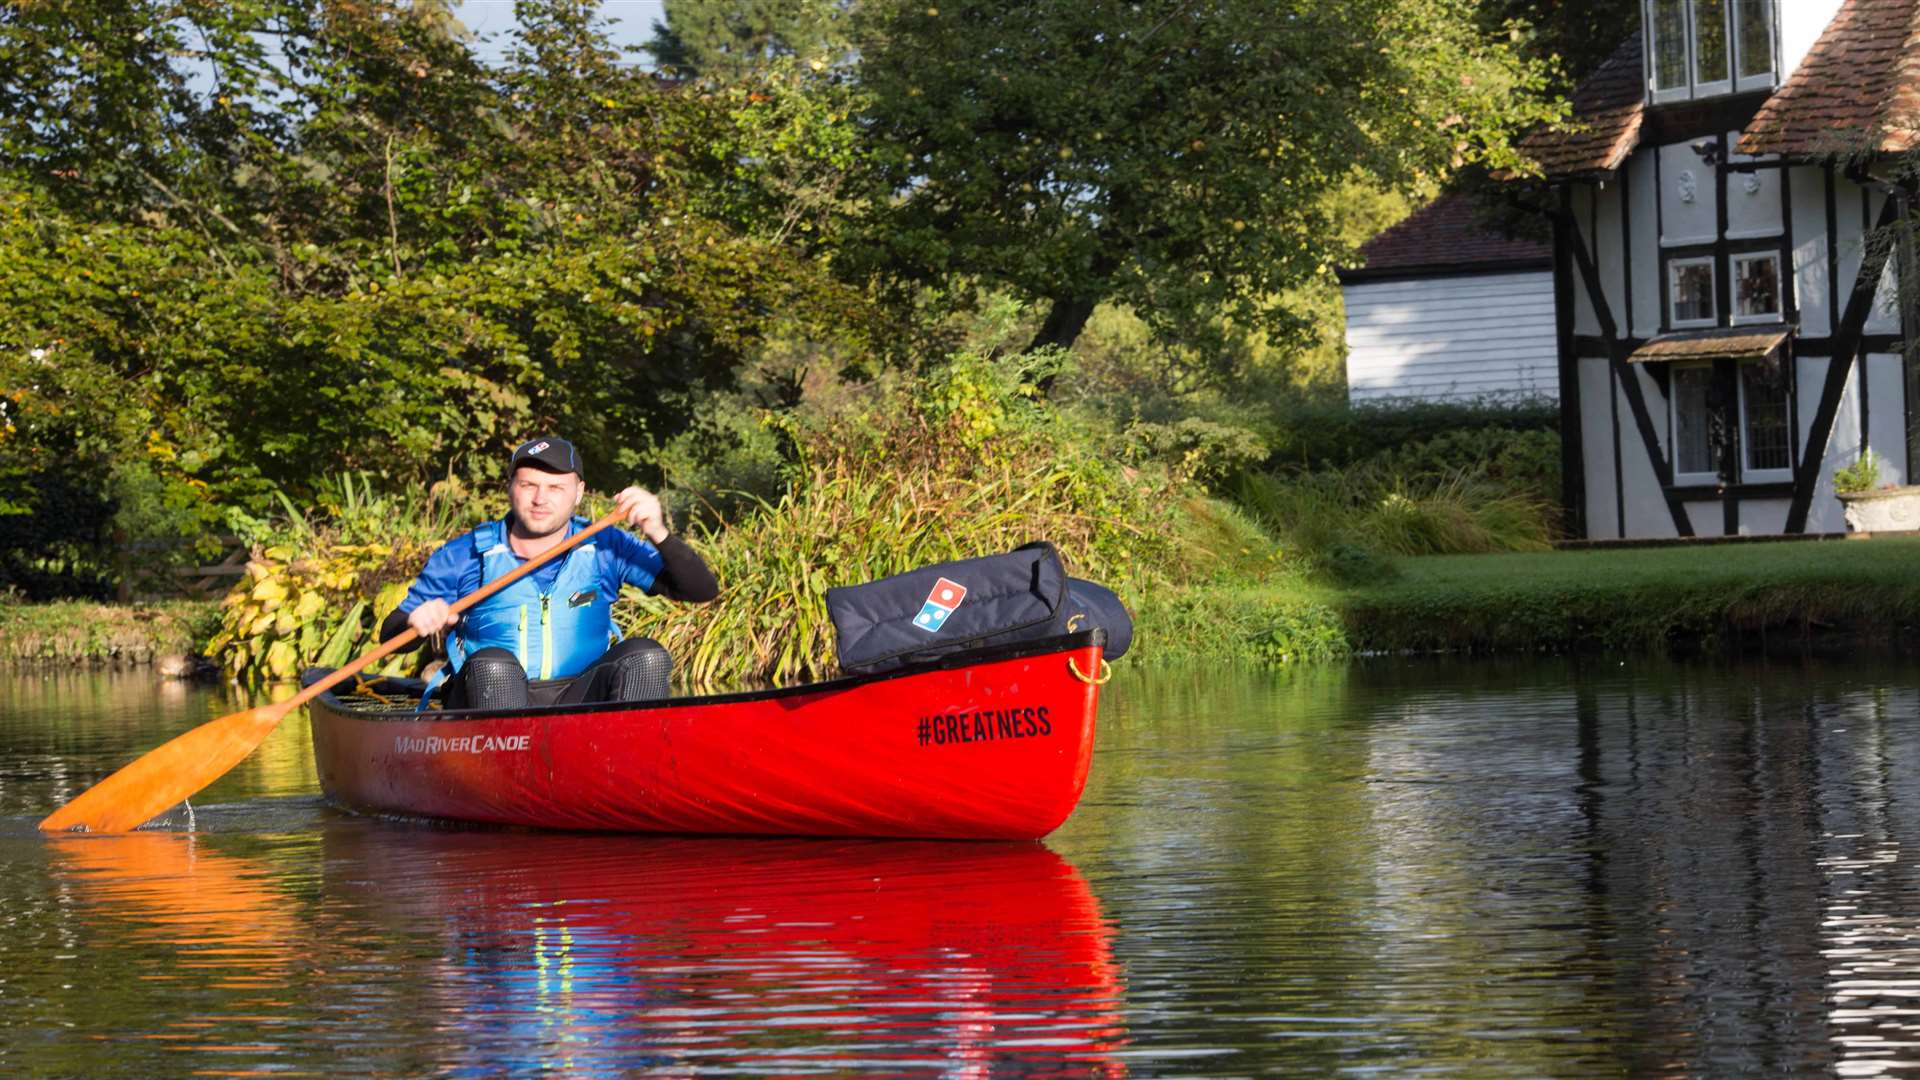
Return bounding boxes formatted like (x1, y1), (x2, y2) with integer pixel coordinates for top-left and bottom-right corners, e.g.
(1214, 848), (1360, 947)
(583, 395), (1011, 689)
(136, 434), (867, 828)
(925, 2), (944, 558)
(1068, 656), (1112, 685)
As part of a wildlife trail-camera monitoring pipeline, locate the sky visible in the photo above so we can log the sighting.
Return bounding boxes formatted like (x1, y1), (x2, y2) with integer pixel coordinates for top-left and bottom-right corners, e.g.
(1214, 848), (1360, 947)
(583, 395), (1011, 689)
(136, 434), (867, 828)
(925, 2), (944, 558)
(452, 1), (669, 66)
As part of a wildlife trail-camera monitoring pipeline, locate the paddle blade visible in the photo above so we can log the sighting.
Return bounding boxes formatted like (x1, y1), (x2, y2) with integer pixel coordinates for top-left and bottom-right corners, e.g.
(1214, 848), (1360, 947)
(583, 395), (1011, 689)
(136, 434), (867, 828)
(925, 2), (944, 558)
(38, 704), (291, 834)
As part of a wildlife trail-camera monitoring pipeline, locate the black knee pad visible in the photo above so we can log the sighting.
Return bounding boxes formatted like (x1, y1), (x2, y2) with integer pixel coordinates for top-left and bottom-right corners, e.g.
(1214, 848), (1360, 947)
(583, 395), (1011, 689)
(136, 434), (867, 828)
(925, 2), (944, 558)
(610, 637), (672, 701)
(461, 647), (529, 711)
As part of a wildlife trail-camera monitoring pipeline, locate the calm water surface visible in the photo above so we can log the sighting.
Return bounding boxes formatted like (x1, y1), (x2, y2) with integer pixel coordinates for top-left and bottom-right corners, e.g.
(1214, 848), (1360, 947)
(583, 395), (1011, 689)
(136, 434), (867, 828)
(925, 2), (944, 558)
(3, 656), (1919, 1076)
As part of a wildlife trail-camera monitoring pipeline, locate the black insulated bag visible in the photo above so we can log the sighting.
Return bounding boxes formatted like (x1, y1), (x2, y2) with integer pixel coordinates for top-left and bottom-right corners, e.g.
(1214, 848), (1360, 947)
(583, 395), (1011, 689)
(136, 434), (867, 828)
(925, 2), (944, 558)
(826, 541), (1132, 674)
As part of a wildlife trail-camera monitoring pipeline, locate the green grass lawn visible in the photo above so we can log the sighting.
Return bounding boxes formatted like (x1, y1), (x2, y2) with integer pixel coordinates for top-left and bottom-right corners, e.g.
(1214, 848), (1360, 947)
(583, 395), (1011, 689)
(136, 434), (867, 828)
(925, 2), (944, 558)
(1135, 536), (1920, 665)
(1339, 536), (1920, 654)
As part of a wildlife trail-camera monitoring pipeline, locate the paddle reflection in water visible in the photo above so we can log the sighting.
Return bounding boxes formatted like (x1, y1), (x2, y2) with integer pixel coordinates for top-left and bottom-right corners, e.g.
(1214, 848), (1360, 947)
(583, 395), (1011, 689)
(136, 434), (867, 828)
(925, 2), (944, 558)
(324, 830), (1127, 1076)
(44, 832), (308, 1069)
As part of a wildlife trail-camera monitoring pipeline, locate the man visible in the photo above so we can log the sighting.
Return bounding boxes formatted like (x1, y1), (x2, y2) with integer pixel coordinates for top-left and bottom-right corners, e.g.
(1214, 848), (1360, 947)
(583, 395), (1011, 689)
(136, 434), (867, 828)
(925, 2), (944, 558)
(380, 436), (718, 710)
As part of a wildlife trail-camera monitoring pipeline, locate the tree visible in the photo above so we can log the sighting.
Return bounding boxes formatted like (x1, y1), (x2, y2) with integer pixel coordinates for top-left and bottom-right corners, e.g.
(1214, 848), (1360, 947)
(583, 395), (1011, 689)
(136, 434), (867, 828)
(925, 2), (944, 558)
(644, 0), (852, 80)
(841, 0), (1562, 358)
(0, 0), (885, 594)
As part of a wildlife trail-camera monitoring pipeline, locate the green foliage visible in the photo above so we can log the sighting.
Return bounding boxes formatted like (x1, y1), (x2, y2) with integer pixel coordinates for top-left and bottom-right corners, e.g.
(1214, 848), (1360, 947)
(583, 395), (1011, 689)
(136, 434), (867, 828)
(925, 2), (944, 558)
(0, 0), (884, 595)
(843, 0), (1563, 350)
(646, 0), (853, 81)
(1261, 397), (1560, 472)
(205, 474), (498, 683)
(1834, 449), (1883, 496)
(1233, 466), (1556, 577)
(1337, 538), (1920, 656)
(1124, 417), (1270, 488)
(1366, 428), (1562, 506)
(621, 347), (1188, 688)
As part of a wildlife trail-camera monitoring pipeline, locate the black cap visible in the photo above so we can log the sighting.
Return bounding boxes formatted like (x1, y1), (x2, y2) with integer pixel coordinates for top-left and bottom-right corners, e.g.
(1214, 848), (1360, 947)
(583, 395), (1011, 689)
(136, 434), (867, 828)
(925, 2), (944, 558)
(509, 437), (582, 477)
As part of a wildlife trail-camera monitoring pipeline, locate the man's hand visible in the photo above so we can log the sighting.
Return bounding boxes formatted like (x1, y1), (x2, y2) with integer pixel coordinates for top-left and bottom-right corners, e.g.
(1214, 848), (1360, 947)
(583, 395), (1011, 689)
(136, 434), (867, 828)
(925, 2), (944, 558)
(406, 599), (459, 638)
(614, 486), (669, 543)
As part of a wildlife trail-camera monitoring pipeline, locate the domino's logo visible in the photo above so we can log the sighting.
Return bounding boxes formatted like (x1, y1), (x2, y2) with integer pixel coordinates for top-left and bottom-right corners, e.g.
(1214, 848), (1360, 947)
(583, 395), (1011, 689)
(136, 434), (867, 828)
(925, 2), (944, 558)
(913, 577), (969, 633)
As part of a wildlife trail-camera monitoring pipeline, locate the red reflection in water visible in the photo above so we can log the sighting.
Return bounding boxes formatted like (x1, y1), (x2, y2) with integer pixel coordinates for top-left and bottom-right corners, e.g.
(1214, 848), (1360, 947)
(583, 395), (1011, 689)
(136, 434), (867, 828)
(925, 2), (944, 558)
(333, 830), (1129, 1076)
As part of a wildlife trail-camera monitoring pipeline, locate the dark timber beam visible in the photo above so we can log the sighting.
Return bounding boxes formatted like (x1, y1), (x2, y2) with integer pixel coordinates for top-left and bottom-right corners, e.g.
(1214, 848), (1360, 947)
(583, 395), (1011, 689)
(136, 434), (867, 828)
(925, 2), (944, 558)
(1561, 201), (1695, 537)
(1785, 194), (1903, 533)
(1553, 194), (1585, 537)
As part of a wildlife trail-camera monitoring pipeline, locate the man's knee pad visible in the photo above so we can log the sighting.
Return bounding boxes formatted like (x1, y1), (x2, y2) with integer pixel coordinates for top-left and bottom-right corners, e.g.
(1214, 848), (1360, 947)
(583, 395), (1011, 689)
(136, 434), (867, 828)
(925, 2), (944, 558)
(462, 647), (529, 711)
(611, 638), (672, 701)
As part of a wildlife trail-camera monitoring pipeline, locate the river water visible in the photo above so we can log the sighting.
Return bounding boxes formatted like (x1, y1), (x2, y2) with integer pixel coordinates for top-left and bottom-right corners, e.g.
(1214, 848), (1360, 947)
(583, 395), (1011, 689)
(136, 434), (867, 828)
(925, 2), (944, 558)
(3, 656), (1919, 1076)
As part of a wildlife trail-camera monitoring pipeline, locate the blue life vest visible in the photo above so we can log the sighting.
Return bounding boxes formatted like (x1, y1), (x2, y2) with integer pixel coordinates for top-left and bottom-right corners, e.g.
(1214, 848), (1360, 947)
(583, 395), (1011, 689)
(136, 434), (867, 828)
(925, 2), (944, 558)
(420, 516), (620, 706)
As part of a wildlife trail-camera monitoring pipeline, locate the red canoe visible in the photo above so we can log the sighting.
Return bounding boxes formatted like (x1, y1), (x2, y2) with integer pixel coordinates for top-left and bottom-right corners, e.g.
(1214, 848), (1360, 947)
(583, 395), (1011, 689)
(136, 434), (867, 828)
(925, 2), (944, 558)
(304, 631), (1107, 839)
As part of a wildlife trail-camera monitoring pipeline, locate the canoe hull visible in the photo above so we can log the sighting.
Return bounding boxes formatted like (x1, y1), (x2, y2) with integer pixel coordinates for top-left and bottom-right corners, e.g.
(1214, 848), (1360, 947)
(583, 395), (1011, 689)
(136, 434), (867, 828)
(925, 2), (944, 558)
(307, 634), (1105, 839)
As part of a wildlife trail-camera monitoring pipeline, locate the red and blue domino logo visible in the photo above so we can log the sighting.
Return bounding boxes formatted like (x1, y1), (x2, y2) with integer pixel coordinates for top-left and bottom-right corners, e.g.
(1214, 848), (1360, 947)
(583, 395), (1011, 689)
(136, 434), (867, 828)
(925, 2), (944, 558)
(912, 577), (969, 633)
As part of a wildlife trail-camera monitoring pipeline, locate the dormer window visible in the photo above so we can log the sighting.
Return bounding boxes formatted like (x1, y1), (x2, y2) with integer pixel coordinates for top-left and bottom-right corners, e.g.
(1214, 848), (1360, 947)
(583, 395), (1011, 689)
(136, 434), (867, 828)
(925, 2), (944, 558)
(1647, 0), (1777, 103)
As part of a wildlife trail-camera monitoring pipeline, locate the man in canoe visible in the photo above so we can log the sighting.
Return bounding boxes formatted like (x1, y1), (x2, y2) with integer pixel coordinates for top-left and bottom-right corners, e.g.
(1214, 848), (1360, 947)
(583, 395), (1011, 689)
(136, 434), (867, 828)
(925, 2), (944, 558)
(380, 436), (719, 710)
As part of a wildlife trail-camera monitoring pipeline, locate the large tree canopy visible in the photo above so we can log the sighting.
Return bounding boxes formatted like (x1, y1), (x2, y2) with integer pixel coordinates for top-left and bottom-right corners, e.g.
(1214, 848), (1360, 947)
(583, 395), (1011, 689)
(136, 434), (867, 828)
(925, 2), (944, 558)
(834, 0), (1561, 354)
(0, 0), (879, 593)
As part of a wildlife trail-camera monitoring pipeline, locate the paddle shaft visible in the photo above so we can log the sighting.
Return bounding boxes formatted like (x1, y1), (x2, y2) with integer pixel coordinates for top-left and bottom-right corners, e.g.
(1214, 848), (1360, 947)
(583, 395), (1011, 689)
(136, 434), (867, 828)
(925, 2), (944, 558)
(285, 508), (627, 711)
(38, 507), (628, 832)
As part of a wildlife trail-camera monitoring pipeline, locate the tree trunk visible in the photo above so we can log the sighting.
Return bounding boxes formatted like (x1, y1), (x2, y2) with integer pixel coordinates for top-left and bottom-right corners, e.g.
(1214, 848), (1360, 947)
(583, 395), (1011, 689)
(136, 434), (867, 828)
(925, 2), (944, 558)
(1026, 296), (1097, 394)
(1027, 295), (1097, 354)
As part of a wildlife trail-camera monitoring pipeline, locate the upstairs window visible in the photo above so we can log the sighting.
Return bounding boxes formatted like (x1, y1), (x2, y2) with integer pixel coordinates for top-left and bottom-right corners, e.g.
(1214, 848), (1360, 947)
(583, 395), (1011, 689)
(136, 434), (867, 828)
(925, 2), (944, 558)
(1647, 0), (1776, 103)
(1732, 252), (1781, 323)
(1670, 257), (1717, 328)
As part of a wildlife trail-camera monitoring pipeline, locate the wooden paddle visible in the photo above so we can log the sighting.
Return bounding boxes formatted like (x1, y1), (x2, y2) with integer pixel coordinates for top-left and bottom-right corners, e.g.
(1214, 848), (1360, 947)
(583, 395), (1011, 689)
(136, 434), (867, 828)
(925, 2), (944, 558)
(39, 508), (628, 834)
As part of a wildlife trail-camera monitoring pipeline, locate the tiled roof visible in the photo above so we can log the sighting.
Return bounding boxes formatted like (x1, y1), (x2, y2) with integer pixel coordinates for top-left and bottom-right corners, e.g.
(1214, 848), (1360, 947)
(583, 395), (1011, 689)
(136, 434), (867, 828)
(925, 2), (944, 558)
(1629, 327), (1790, 362)
(1741, 0), (1920, 156)
(1517, 34), (1646, 179)
(1340, 193), (1551, 278)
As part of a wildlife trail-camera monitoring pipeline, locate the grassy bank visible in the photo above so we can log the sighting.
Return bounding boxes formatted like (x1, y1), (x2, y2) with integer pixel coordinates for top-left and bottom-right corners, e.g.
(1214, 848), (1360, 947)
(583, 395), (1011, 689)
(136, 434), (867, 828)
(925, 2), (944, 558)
(1138, 536), (1920, 666)
(1341, 536), (1920, 655)
(5, 537), (1915, 676)
(0, 600), (220, 667)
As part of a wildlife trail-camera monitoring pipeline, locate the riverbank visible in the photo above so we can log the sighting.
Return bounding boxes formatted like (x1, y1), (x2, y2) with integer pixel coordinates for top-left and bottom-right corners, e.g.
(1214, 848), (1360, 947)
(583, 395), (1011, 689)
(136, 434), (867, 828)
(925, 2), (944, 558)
(0, 600), (220, 669)
(8, 535), (1917, 675)
(1142, 534), (1920, 665)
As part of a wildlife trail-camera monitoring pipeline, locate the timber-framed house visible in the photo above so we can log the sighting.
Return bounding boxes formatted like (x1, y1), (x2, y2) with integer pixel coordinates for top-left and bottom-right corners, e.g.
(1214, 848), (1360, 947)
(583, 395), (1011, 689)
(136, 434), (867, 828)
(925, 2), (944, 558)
(1519, 0), (1918, 538)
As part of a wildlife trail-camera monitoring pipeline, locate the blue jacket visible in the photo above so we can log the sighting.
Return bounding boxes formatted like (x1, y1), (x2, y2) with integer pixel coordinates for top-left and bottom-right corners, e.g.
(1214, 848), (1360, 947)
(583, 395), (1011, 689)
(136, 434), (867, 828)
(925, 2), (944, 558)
(401, 515), (666, 688)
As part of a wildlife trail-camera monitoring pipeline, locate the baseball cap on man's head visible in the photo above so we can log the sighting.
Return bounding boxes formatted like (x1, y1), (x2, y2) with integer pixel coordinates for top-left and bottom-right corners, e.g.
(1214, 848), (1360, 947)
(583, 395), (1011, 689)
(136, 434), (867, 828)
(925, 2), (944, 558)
(510, 437), (582, 477)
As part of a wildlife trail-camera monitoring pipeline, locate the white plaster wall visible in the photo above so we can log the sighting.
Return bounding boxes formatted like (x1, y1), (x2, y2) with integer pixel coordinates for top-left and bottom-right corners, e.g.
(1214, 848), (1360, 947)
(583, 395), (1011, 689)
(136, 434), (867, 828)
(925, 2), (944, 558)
(1723, 131), (1783, 241)
(1867, 190), (1900, 335)
(1797, 354), (1864, 534)
(1835, 176), (1868, 322)
(1865, 352), (1908, 486)
(1579, 356), (1621, 540)
(1659, 143), (1718, 247)
(1685, 501), (1725, 537)
(1629, 153), (1662, 339)
(1740, 498), (1791, 536)
(1343, 273), (1559, 403)
(1780, 0), (1847, 81)
(1572, 185), (1599, 335)
(1595, 180), (1627, 332)
(1789, 164), (1831, 336)
(1622, 364), (1680, 538)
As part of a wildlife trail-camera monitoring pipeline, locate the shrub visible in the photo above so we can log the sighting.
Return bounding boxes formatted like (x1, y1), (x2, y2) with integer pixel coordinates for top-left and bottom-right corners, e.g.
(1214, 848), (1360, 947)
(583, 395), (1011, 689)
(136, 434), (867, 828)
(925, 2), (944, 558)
(1834, 449), (1882, 495)
(205, 474), (499, 682)
(1231, 464), (1554, 578)
(1260, 397), (1558, 472)
(621, 348), (1187, 688)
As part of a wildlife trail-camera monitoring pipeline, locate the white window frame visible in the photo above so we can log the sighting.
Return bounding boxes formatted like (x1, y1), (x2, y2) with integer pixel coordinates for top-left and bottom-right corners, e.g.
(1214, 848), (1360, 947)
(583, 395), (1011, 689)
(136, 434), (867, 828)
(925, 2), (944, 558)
(1730, 251), (1783, 324)
(1670, 362), (1722, 485)
(1737, 359), (1794, 482)
(1669, 255), (1718, 329)
(1691, 0), (1734, 98)
(1645, 0), (1777, 102)
(1732, 0), (1778, 93)
(1648, 0), (1695, 104)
